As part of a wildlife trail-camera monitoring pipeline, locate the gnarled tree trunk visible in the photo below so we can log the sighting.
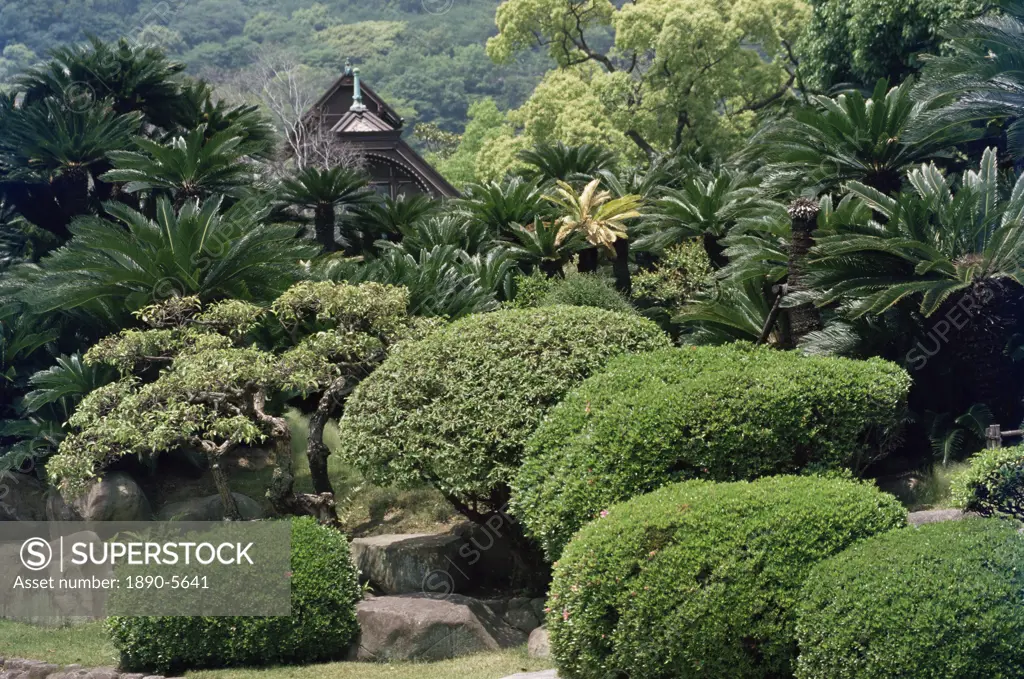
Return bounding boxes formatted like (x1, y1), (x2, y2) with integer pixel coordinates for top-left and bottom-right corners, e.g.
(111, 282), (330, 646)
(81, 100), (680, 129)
(783, 198), (822, 349)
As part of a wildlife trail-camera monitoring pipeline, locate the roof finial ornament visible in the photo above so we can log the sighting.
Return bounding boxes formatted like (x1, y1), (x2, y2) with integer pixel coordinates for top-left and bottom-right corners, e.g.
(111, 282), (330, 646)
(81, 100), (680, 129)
(350, 67), (367, 112)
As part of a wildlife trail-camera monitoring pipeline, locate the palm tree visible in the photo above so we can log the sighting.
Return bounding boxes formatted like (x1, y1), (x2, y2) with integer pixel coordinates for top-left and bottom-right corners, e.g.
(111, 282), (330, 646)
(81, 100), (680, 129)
(457, 176), (548, 237)
(507, 218), (581, 278)
(518, 142), (617, 183)
(102, 125), (256, 207)
(0, 98), (142, 238)
(381, 214), (497, 257)
(17, 38), (189, 131)
(276, 166), (373, 253)
(753, 78), (977, 196)
(543, 178), (643, 291)
(809, 147), (1024, 424)
(639, 168), (782, 268)
(348, 193), (441, 252)
(12, 196), (317, 328)
(914, 3), (1024, 160)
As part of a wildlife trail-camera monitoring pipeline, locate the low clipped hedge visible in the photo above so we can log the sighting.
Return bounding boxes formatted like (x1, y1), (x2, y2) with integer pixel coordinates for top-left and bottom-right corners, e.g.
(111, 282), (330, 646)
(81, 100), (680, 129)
(108, 517), (361, 673)
(951, 444), (1024, 520)
(338, 306), (668, 513)
(796, 519), (1024, 679)
(513, 343), (911, 559)
(548, 476), (906, 679)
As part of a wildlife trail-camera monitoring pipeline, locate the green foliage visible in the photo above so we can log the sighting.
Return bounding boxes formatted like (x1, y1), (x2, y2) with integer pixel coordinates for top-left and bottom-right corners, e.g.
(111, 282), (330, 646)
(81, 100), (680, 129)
(47, 283), (411, 498)
(795, 519), (1024, 679)
(753, 78), (976, 196)
(510, 271), (634, 313)
(548, 475), (907, 679)
(514, 343), (911, 560)
(799, 0), (984, 89)
(484, 0), (808, 160)
(10, 197), (316, 329)
(631, 241), (712, 314)
(951, 444), (1024, 520)
(108, 517), (361, 673)
(338, 306), (669, 515)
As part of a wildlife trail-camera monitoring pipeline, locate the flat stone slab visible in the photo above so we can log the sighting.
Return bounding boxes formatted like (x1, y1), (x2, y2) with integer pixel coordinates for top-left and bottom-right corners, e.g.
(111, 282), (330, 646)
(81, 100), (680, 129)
(499, 672), (558, 679)
(349, 533), (470, 595)
(353, 593), (527, 662)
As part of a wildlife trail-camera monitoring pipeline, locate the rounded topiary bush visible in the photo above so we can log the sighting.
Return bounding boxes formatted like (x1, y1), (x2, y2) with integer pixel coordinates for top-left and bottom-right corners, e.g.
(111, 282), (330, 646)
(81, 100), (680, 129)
(514, 343), (911, 559)
(338, 305), (669, 515)
(951, 444), (1024, 520)
(795, 519), (1024, 679)
(548, 475), (906, 679)
(108, 517), (361, 672)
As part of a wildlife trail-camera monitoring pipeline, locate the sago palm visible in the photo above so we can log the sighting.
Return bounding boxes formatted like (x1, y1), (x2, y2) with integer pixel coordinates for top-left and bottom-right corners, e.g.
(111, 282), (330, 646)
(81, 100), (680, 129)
(638, 168), (783, 268)
(544, 178), (643, 277)
(17, 38), (188, 132)
(809, 147), (1024, 424)
(276, 166), (373, 253)
(348, 193), (441, 249)
(507, 218), (581, 278)
(0, 98), (142, 238)
(13, 196), (316, 328)
(457, 176), (548, 238)
(914, 1), (1024, 160)
(102, 125), (256, 206)
(754, 78), (976, 196)
(518, 142), (617, 183)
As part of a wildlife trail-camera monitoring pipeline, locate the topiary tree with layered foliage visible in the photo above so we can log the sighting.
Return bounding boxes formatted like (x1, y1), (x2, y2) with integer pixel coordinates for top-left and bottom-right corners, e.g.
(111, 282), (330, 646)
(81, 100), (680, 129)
(548, 475), (906, 679)
(338, 305), (670, 524)
(48, 281), (418, 523)
(514, 342), (911, 560)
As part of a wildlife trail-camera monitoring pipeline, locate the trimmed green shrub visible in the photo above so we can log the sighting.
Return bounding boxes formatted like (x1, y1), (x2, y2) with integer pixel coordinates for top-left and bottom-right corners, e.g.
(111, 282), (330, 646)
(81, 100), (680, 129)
(548, 476), (906, 679)
(796, 519), (1024, 679)
(338, 305), (669, 516)
(513, 343), (911, 559)
(951, 444), (1024, 520)
(509, 271), (634, 313)
(107, 517), (361, 673)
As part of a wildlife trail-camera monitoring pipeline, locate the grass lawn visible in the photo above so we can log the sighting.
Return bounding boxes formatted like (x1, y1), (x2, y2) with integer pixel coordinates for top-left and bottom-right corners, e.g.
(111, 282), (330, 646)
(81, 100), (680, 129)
(0, 621), (554, 679)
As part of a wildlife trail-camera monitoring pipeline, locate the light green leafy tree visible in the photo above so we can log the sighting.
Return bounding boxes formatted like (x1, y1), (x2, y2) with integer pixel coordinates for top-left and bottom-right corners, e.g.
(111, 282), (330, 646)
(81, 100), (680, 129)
(481, 0), (808, 170)
(48, 282), (420, 523)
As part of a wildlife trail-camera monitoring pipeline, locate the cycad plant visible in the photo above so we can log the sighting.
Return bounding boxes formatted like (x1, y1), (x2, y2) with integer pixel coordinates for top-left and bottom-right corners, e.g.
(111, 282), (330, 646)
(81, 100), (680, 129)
(809, 147), (1024, 424)
(914, 1), (1024, 160)
(457, 176), (548, 237)
(0, 98), (142, 238)
(12, 196), (316, 328)
(639, 168), (782, 268)
(348, 193), (440, 250)
(754, 78), (976, 196)
(102, 125), (257, 207)
(507, 218), (581, 278)
(276, 166), (373, 253)
(518, 142), (617, 183)
(544, 178), (643, 290)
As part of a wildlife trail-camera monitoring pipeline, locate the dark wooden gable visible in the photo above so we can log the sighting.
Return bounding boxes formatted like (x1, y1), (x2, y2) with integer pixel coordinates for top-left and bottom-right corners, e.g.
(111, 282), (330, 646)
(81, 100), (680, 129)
(309, 68), (459, 199)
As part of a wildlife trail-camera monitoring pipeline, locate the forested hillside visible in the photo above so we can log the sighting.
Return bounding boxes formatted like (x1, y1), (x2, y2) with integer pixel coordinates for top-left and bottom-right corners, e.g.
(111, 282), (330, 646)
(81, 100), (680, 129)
(0, 0), (549, 134)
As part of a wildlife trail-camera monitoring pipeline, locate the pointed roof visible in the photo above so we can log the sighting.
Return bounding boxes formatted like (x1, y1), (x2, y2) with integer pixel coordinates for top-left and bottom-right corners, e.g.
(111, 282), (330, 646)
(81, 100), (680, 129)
(308, 64), (403, 130)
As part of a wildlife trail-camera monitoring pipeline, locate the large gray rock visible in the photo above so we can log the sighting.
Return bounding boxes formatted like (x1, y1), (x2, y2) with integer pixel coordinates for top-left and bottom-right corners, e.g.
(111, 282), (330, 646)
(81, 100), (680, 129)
(350, 533), (471, 595)
(908, 509), (979, 526)
(353, 593), (527, 661)
(157, 493), (264, 521)
(0, 473), (48, 521)
(68, 473), (151, 522)
(528, 626), (551, 659)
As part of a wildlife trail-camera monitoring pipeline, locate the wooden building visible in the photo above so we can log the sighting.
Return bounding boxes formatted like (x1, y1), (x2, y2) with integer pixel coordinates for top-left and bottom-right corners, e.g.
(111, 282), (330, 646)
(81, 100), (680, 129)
(309, 66), (458, 198)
